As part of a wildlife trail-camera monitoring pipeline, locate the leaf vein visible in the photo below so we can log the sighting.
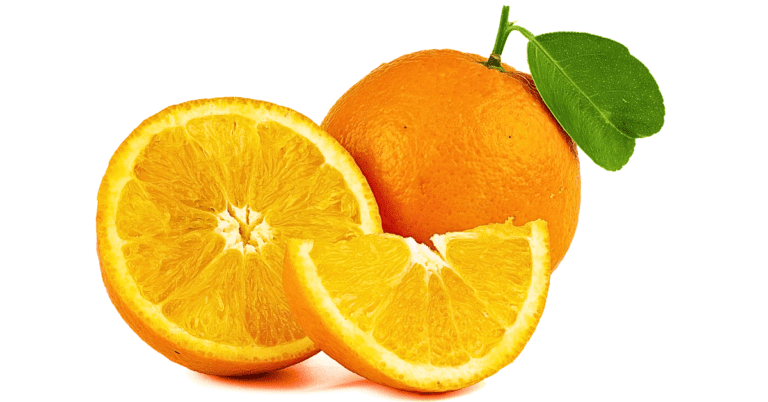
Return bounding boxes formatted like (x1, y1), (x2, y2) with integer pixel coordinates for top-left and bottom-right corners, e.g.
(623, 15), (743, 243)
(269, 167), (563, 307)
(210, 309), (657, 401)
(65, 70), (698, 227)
(587, 89), (632, 99)
(528, 39), (620, 135)
(553, 52), (608, 63)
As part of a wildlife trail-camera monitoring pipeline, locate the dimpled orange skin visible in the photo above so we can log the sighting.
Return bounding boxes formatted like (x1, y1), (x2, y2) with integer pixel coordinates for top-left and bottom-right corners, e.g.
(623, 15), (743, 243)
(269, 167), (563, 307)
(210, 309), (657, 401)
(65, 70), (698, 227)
(322, 49), (580, 270)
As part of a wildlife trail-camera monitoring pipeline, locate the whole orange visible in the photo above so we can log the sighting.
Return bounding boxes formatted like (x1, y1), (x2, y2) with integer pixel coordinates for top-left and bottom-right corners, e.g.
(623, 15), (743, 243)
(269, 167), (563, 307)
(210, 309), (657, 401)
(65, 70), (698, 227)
(322, 49), (580, 270)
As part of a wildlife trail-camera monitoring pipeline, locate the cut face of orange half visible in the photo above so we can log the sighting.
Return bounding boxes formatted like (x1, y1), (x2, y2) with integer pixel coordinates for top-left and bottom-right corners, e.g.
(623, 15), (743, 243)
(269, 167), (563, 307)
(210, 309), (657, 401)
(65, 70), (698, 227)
(97, 98), (381, 376)
(283, 219), (551, 392)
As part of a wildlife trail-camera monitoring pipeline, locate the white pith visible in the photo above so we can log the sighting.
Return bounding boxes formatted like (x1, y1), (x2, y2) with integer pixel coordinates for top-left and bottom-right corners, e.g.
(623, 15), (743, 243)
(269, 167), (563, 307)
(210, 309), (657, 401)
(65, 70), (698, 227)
(215, 204), (274, 254)
(403, 237), (448, 278)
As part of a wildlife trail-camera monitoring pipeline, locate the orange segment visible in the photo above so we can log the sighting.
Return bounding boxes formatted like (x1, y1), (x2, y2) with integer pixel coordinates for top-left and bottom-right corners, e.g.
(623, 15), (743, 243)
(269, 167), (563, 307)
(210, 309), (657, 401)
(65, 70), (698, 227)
(283, 219), (550, 392)
(122, 231), (223, 304)
(243, 248), (307, 346)
(372, 264), (430, 364)
(438, 225), (536, 327)
(161, 250), (253, 346)
(97, 97), (381, 376)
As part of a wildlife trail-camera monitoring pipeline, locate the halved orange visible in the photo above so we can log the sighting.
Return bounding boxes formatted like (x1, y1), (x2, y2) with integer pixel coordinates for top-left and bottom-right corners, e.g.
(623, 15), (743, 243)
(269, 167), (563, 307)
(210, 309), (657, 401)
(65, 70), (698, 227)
(283, 218), (551, 392)
(97, 97), (381, 376)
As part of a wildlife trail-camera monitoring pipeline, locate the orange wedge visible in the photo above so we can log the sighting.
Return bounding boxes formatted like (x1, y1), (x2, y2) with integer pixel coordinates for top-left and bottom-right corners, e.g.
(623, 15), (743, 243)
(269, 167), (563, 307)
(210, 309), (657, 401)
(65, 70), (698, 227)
(283, 218), (551, 392)
(97, 97), (381, 376)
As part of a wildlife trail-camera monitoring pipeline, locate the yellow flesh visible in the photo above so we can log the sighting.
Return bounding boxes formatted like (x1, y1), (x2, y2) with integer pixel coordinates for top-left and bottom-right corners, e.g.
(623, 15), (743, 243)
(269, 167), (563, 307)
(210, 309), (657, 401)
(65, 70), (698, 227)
(309, 222), (536, 367)
(115, 114), (363, 347)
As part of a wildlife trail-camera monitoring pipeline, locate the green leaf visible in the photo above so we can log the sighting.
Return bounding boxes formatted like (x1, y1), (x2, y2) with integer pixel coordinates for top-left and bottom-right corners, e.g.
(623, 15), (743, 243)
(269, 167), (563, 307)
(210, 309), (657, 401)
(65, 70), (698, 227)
(524, 31), (665, 171)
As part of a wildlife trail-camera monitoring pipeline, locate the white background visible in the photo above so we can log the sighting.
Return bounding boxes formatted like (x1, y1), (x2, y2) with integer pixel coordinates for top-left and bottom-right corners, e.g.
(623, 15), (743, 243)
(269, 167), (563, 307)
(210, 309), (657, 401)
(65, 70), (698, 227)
(2, 1), (766, 400)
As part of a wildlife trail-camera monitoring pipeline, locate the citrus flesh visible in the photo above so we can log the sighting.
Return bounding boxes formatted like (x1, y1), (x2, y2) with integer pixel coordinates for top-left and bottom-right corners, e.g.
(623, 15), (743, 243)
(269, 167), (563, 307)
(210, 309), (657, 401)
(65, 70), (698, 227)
(284, 218), (551, 392)
(97, 97), (381, 376)
(322, 49), (580, 270)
